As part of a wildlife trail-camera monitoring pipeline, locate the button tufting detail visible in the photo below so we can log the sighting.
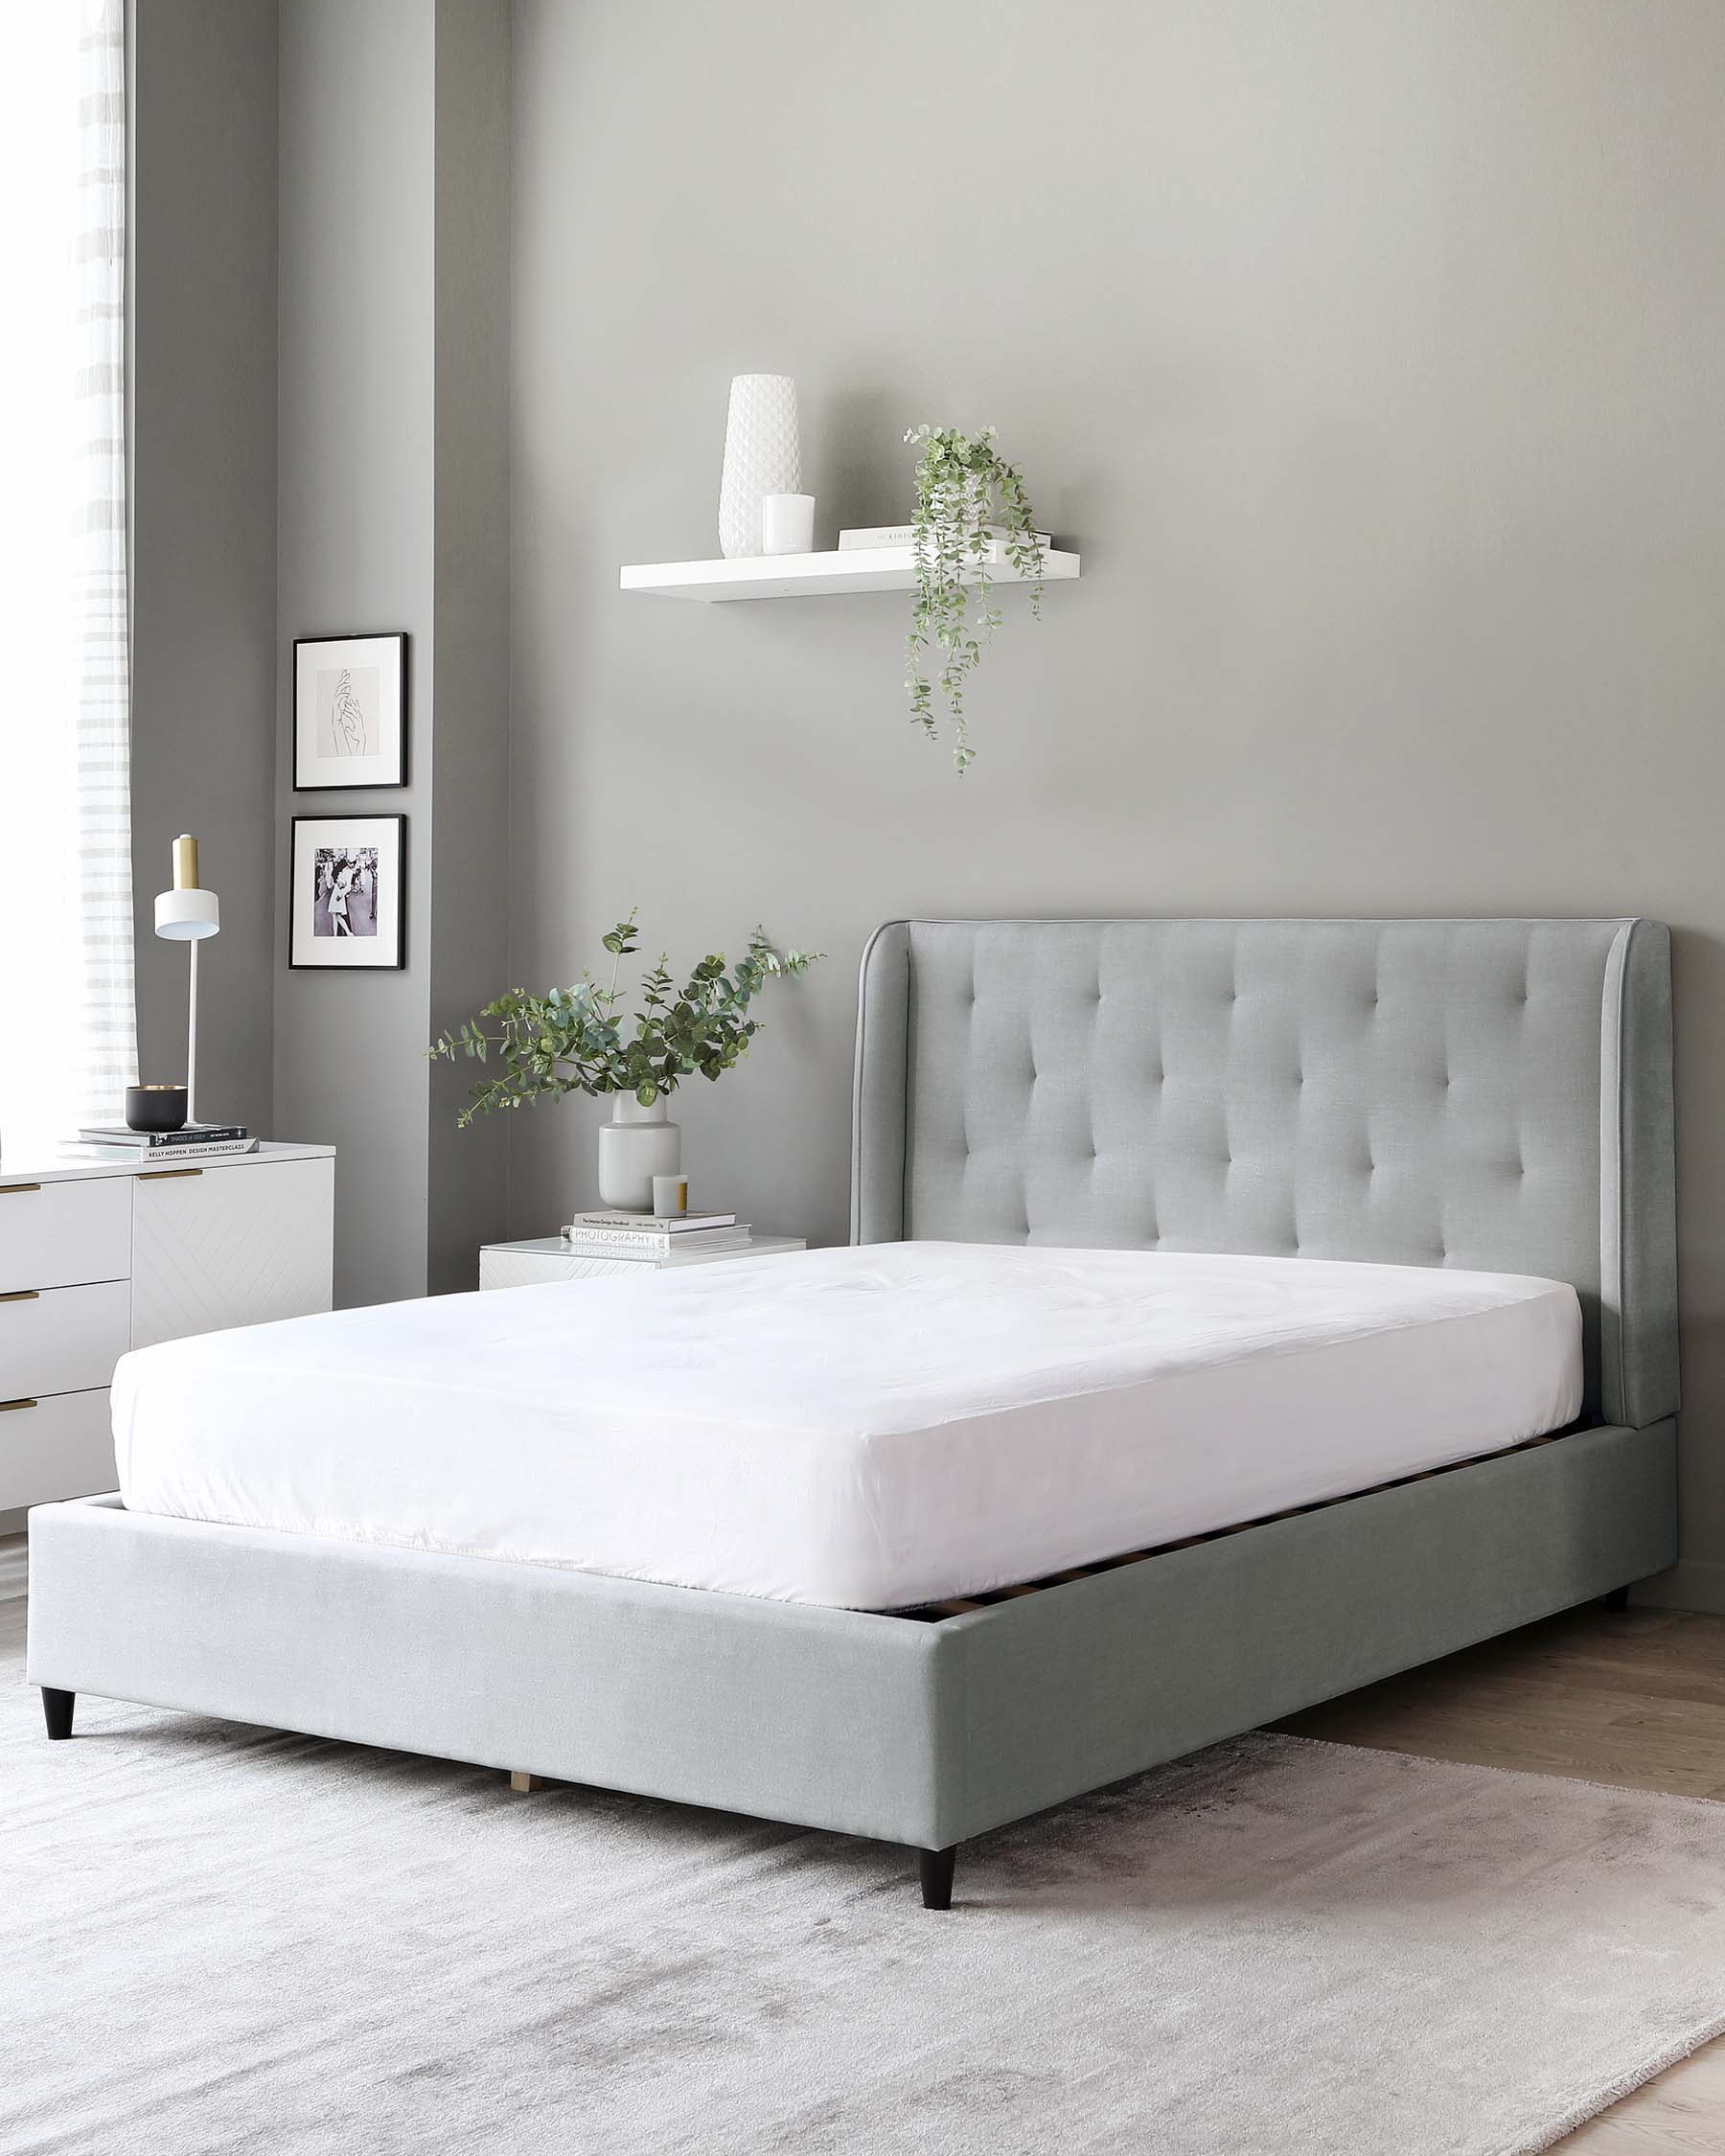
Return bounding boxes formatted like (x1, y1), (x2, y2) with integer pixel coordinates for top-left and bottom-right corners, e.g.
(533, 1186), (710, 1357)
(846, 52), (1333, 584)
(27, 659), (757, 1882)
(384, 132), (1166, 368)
(886, 922), (1625, 1380)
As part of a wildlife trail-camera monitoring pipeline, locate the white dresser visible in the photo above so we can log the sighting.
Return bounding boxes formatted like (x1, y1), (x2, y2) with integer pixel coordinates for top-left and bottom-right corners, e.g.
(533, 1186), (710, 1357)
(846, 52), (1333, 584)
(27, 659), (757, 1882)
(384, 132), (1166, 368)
(0, 1142), (334, 1516)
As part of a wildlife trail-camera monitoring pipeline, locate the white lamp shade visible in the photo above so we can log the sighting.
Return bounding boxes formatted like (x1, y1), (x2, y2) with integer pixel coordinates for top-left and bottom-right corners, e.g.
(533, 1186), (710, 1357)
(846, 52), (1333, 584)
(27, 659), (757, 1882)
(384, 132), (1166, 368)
(154, 886), (219, 942)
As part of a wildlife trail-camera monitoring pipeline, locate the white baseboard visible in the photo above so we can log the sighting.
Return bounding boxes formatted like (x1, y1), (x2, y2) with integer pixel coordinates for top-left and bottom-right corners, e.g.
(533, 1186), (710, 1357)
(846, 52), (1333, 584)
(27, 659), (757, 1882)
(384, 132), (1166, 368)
(1629, 1558), (1725, 1617)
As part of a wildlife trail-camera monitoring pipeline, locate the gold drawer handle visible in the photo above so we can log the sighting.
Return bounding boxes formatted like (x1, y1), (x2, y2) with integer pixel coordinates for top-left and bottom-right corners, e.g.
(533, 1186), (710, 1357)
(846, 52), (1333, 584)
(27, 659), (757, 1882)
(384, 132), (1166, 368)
(0, 1289), (39, 1304)
(0, 1182), (40, 1196)
(0, 1397), (37, 1412)
(139, 1166), (202, 1181)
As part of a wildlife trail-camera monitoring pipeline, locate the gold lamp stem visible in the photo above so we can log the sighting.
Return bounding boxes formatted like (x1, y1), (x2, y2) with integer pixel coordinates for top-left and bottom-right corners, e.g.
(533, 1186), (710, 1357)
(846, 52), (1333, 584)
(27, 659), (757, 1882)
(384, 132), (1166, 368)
(172, 834), (199, 891)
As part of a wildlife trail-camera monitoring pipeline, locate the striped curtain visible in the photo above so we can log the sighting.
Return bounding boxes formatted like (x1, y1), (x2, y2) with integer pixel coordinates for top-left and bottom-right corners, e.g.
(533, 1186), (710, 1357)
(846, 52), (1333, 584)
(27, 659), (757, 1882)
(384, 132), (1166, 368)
(0, 1), (135, 1151)
(69, 0), (138, 1126)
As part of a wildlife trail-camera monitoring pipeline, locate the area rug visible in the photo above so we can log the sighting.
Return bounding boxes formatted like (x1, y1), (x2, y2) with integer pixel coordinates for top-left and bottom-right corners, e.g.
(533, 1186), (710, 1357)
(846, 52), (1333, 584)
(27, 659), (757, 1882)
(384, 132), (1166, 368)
(3, 1535), (1723, 2156)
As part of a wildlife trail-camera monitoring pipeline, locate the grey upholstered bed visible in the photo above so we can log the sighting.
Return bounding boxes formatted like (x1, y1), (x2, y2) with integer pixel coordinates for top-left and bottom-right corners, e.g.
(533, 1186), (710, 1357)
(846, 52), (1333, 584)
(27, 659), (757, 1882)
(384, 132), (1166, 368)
(27, 917), (1678, 1910)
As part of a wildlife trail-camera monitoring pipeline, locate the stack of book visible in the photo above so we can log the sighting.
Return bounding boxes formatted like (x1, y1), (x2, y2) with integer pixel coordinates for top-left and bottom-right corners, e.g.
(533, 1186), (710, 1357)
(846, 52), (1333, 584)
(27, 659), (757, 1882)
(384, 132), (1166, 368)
(562, 1209), (752, 1258)
(78, 1124), (258, 1162)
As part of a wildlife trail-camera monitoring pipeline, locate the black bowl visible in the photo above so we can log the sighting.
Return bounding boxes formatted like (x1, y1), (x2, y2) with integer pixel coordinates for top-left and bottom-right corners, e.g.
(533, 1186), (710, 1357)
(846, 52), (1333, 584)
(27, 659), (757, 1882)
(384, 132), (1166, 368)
(126, 1085), (188, 1134)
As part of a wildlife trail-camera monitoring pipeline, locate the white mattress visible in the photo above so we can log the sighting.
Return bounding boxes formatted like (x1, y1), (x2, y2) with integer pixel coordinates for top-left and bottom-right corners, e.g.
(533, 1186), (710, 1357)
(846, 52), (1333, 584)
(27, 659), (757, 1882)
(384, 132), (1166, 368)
(113, 1242), (1582, 1611)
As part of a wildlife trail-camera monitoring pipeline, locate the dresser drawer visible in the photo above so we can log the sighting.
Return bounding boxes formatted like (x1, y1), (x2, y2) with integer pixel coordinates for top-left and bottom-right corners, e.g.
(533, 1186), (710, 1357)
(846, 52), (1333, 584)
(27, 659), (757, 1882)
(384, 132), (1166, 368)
(131, 1156), (334, 1347)
(0, 1388), (116, 1510)
(0, 1279), (131, 1398)
(0, 1173), (130, 1294)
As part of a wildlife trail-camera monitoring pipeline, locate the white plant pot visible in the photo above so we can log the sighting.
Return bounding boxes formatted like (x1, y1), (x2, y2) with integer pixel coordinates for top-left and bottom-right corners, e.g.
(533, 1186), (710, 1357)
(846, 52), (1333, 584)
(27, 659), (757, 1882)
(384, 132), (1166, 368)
(718, 373), (800, 559)
(596, 1096), (682, 1210)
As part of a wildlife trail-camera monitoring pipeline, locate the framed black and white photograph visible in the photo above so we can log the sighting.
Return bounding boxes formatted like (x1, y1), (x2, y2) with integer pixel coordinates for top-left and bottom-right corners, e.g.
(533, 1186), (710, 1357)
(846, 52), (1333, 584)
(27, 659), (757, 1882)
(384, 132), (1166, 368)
(292, 632), (406, 790)
(289, 814), (405, 970)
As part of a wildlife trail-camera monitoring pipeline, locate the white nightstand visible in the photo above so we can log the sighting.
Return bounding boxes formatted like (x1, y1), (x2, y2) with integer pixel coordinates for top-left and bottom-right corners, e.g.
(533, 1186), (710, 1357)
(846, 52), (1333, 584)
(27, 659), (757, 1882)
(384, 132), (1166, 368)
(479, 1234), (807, 1290)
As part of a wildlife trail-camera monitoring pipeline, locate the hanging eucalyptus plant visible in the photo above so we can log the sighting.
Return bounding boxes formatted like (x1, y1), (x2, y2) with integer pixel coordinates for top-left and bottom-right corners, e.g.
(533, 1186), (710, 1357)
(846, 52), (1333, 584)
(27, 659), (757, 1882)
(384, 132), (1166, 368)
(904, 424), (1046, 774)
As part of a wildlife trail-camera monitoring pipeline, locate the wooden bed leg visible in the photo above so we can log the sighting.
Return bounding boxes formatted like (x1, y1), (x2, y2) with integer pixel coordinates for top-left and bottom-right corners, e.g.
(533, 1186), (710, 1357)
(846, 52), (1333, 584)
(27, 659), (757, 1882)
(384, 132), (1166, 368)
(40, 1688), (75, 1741)
(919, 1846), (956, 1911)
(509, 1770), (548, 1793)
(1598, 1585), (1631, 1613)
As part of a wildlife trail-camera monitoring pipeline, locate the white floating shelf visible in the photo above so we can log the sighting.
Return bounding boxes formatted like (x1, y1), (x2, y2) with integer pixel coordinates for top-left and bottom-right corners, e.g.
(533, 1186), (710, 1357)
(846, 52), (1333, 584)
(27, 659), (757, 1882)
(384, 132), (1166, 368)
(619, 544), (1081, 604)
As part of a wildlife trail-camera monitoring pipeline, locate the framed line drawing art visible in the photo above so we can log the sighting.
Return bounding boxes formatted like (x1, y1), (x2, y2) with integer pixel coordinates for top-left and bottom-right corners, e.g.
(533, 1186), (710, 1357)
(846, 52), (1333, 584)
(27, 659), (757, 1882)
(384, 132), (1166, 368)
(289, 814), (406, 970)
(293, 632), (407, 789)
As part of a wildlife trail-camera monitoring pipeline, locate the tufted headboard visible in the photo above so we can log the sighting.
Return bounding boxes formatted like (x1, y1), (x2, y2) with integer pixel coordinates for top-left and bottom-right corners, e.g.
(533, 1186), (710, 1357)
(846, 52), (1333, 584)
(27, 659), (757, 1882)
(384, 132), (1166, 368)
(851, 918), (1677, 1430)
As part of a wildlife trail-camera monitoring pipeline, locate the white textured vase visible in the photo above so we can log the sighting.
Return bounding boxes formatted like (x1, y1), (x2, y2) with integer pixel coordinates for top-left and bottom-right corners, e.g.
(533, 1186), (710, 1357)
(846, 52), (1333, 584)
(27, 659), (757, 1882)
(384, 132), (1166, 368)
(596, 1096), (682, 1210)
(718, 374), (801, 559)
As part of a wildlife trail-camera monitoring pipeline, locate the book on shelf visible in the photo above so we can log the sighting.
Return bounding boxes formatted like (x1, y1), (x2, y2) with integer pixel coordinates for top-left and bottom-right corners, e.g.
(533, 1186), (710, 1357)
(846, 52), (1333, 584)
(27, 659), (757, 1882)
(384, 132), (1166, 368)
(565, 1222), (752, 1246)
(564, 1224), (753, 1254)
(564, 1210), (737, 1236)
(837, 523), (1052, 553)
(570, 1236), (754, 1262)
(79, 1123), (249, 1148)
(80, 1131), (258, 1160)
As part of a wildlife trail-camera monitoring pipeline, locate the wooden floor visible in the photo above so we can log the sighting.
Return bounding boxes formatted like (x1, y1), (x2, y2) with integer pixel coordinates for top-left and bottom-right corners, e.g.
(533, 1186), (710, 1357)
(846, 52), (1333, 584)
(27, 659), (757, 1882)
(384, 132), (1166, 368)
(1278, 1602), (1725, 2149)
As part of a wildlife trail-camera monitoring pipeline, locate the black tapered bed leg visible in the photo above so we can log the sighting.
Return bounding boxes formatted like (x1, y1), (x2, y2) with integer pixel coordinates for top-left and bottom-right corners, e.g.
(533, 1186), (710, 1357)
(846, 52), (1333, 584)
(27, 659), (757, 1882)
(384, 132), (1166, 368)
(40, 1687), (75, 1740)
(1598, 1585), (1631, 1614)
(918, 1846), (956, 1911)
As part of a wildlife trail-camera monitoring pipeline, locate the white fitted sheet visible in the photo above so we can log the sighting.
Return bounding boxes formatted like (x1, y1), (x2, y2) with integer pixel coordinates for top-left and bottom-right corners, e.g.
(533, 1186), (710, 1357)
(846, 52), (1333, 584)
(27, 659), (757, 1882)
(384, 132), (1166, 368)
(113, 1242), (1583, 1610)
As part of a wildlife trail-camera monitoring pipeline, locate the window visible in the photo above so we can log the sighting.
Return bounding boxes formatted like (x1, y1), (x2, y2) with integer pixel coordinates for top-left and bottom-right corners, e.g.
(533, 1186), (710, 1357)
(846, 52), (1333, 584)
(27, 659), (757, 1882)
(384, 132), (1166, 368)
(0, 0), (134, 1153)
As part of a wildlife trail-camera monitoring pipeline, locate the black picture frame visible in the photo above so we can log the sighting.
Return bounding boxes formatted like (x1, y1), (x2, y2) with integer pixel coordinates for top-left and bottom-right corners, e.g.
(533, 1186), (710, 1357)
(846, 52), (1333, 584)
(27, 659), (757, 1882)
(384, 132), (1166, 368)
(288, 814), (407, 970)
(292, 631), (408, 791)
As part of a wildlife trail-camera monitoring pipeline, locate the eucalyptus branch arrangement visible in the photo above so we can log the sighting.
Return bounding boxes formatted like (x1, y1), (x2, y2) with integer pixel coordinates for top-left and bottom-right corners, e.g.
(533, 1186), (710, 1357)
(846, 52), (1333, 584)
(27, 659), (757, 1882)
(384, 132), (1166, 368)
(904, 424), (1046, 774)
(428, 913), (820, 1128)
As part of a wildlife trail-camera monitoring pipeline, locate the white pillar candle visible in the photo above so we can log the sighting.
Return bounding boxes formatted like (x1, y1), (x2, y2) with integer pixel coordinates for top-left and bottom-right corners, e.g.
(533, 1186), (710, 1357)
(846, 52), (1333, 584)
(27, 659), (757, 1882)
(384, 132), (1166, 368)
(761, 493), (816, 556)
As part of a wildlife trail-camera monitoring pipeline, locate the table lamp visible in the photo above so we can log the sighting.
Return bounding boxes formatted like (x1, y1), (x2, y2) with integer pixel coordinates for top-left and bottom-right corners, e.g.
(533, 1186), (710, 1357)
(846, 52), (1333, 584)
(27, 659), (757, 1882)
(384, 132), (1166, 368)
(153, 834), (219, 1128)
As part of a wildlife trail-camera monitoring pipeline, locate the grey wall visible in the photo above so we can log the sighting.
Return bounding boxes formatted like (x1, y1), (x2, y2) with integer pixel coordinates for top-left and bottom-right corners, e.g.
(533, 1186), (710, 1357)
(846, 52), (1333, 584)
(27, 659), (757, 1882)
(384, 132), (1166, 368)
(128, 0), (508, 1310)
(129, 0), (278, 1135)
(276, 0), (437, 1309)
(509, 0), (1725, 1606)
(426, 0), (512, 1296)
(274, 0), (510, 1307)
